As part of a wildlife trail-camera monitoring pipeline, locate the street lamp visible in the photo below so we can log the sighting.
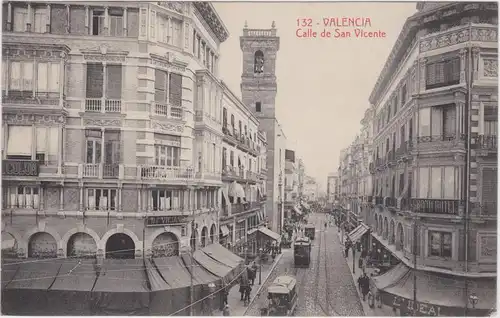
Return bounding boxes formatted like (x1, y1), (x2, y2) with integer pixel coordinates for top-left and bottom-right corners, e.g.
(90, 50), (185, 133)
(469, 293), (479, 309)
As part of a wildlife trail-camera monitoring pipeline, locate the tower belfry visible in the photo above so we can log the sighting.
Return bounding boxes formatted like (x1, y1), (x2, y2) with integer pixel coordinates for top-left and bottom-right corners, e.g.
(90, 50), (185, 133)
(240, 22), (282, 232)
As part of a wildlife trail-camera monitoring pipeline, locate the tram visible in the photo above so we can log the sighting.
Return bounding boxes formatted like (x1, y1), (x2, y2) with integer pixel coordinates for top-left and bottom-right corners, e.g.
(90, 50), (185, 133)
(304, 224), (316, 240)
(293, 236), (311, 267)
(260, 275), (298, 316)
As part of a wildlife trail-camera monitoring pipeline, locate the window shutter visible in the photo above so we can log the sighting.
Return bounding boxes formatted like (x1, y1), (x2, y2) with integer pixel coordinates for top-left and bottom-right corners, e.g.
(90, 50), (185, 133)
(139, 8), (147, 37)
(431, 167), (442, 199)
(37, 62), (48, 92)
(13, 8), (26, 32)
(48, 127), (59, 157)
(36, 127), (47, 152)
(154, 70), (167, 102)
(49, 63), (60, 93)
(443, 105), (456, 137)
(450, 58), (460, 82)
(426, 63), (436, 86)
(169, 73), (182, 106)
(106, 65), (122, 99)
(22, 61), (33, 91)
(86, 63), (103, 98)
(150, 10), (156, 40)
(34, 8), (46, 33)
(7, 126), (32, 156)
(482, 168), (497, 203)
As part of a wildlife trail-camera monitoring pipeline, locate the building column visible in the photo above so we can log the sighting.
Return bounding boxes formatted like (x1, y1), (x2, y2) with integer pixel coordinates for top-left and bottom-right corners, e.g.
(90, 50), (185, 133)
(45, 4), (51, 33)
(79, 184), (84, 211)
(58, 126), (63, 174)
(26, 3), (32, 32)
(104, 7), (109, 36)
(419, 58), (427, 93)
(138, 186), (142, 212)
(65, 5), (70, 33)
(59, 185), (64, 210)
(102, 62), (107, 112)
(472, 47), (480, 81)
(479, 102), (484, 135)
(6, 2), (12, 31)
(31, 125), (36, 160)
(118, 186), (122, 212)
(84, 6), (89, 34)
(459, 49), (467, 84)
(39, 187), (44, 210)
(100, 128), (105, 179)
(123, 7), (128, 36)
(59, 57), (65, 107)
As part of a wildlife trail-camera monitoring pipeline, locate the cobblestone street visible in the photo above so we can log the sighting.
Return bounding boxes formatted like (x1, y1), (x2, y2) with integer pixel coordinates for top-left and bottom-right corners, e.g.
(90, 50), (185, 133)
(245, 213), (364, 316)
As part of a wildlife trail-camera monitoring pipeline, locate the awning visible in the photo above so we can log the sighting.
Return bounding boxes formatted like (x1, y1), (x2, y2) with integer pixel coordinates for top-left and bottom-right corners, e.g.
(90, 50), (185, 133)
(373, 263), (497, 316)
(201, 243), (244, 283)
(301, 202), (310, 210)
(348, 223), (370, 242)
(222, 187), (230, 206)
(220, 225), (230, 237)
(293, 206), (303, 215)
(256, 226), (281, 242)
(229, 181), (246, 200)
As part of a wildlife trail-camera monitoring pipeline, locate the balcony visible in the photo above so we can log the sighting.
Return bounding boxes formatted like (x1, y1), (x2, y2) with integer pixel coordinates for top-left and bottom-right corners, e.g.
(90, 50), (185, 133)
(103, 164), (119, 179)
(85, 98), (122, 113)
(83, 163), (100, 178)
(395, 141), (412, 161)
(154, 102), (183, 120)
(375, 196), (384, 205)
(385, 197), (397, 208)
(413, 134), (466, 152)
(231, 202), (259, 214)
(3, 91), (61, 107)
(246, 170), (258, 182)
(405, 198), (461, 215)
(2, 160), (40, 176)
(477, 135), (497, 152)
(222, 125), (238, 145)
(140, 165), (194, 180)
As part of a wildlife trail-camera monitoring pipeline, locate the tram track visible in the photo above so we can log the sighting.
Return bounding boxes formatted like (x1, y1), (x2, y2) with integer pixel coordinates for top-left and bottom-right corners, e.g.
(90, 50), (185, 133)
(313, 219), (330, 316)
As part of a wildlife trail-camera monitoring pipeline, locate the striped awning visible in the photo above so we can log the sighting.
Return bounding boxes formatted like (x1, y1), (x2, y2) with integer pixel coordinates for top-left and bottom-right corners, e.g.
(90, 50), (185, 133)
(348, 223), (370, 242)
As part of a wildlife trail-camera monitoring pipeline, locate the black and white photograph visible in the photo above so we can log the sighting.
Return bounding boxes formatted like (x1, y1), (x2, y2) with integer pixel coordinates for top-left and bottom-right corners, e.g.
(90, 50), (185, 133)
(0, 0), (498, 316)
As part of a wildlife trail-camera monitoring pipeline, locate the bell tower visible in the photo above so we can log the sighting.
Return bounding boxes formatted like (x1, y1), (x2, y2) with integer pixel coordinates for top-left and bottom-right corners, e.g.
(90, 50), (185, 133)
(240, 22), (282, 233)
(240, 21), (280, 119)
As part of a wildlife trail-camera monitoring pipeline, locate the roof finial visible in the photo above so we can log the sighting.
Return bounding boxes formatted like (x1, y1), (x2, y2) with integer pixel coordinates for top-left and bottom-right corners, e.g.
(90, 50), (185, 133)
(271, 21), (276, 28)
(244, 20), (248, 29)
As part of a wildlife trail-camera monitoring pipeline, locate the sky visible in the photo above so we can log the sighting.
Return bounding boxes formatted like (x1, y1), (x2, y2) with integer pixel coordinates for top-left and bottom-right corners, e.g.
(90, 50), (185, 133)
(213, 1), (417, 189)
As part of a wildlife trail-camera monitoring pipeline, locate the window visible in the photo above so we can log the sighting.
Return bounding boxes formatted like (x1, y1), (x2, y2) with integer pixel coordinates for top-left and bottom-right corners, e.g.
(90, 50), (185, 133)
(485, 120), (497, 136)
(6, 125), (58, 163)
(426, 58), (460, 89)
(87, 188), (117, 211)
(151, 189), (182, 211)
(9, 61), (33, 94)
(222, 108), (228, 127)
(418, 166), (457, 199)
(4, 186), (40, 209)
(192, 30), (196, 54)
(86, 129), (102, 164)
(13, 7), (28, 32)
(230, 114), (235, 131)
(171, 18), (182, 47)
(109, 8), (124, 37)
(37, 62), (60, 95)
(154, 144), (180, 167)
(428, 231), (452, 258)
(91, 10), (105, 35)
(222, 147), (227, 168)
(230, 150), (234, 167)
(442, 105), (456, 137)
(254, 50), (264, 73)
(238, 120), (242, 136)
(33, 7), (48, 33)
(154, 70), (182, 107)
(401, 84), (407, 106)
(104, 131), (121, 165)
(255, 101), (262, 113)
(418, 108), (431, 137)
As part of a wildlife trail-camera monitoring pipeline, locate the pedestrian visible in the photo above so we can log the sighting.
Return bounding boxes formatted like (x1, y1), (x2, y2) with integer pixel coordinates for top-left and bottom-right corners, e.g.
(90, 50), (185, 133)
(247, 266), (256, 286)
(223, 304), (230, 316)
(360, 247), (367, 269)
(360, 273), (370, 301)
(243, 285), (252, 305)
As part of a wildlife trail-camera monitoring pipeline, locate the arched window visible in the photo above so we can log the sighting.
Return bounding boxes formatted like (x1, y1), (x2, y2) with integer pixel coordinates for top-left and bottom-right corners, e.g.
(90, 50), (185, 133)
(254, 50), (264, 73)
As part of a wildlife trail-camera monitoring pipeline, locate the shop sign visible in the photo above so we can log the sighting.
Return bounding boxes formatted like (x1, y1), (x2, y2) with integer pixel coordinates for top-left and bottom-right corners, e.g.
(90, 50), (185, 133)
(2, 160), (39, 176)
(388, 294), (442, 316)
(146, 215), (189, 226)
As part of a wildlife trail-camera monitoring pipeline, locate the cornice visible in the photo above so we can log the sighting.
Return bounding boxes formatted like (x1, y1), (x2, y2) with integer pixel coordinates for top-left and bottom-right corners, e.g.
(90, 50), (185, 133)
(192, 2), (229, 43)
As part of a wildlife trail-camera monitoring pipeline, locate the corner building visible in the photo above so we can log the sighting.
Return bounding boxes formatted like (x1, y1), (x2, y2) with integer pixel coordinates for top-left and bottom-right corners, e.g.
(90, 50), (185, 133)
(240, 23), (287, 234)
(340, 2), (497, 315)
(1, 1), (230, 259)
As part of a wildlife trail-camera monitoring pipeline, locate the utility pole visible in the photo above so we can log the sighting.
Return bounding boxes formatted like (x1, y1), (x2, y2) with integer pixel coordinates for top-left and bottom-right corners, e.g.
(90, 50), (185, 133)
(412, 215), (418, 316)
(189, 185), (195, 316)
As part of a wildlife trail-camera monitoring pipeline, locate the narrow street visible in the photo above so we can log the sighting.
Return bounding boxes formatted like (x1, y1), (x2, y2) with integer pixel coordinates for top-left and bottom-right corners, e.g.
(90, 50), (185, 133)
(245, 213), (364, 316)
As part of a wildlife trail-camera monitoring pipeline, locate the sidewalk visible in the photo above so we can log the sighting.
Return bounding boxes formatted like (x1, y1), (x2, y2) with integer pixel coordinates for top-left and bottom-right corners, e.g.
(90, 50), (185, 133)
(214, 252), (283, 316)
(337, 230), (396, 317)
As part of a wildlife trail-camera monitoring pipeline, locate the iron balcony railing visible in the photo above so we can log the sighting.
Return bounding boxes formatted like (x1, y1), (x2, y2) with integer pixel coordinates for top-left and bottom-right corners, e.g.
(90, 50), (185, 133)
(2, 159), (40, 176)
(415, 134), (466, 144)
(385, 197), (397, 208)
(477, 135), (497, 150)
(408, 198), (461, 215)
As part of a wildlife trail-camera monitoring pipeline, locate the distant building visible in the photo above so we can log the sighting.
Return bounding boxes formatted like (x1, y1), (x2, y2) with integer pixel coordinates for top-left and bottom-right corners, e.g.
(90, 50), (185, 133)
(303, 176), (318, 202)
(284, 149), (299, 219)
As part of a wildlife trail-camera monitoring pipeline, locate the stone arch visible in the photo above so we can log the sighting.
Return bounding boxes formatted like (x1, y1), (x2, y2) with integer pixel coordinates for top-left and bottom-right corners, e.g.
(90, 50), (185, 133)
(254, 50), (264, 73)
(201, 226), (208, 247)
(105, 233), (136, 259)
(100, 227), (142, 258)
(209, 223), (216, 243)
(151, 231), (180, 257)
(28, 232), (58, 258)
(2, 227), (23, 253)
(1, 231), (19, 258)
(396, 222), (404, 251)
(23, 225), (63, 258)
(61, 227), (101, 257)
(389, 219), (395, 244)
